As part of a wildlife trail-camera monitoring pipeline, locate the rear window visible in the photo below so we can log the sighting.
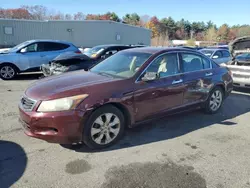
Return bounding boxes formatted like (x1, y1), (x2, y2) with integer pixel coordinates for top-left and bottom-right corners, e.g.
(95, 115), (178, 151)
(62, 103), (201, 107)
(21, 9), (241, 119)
(40, 42), (70, 51)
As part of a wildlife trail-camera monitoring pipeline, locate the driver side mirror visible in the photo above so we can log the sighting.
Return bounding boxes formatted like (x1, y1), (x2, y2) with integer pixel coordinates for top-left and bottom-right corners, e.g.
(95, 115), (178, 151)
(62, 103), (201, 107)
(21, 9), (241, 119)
(141, 72), (158, 82)
(212, 55), (219, 59)
(20, 48), (27, 53)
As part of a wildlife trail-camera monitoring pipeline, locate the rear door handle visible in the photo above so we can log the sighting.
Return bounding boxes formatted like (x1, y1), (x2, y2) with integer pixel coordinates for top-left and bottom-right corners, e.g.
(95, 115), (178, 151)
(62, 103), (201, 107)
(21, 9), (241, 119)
(172, 79), (183, 84)
(205, 72), (213, 76)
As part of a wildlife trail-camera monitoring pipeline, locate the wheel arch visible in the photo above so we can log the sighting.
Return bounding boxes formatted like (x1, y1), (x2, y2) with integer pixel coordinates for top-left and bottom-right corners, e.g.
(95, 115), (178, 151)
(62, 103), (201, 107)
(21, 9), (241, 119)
(107, 102), (132, 128)
(212, 83), (226, 96)
(87, 102), (132, 129)
(0, 62), (20, 73)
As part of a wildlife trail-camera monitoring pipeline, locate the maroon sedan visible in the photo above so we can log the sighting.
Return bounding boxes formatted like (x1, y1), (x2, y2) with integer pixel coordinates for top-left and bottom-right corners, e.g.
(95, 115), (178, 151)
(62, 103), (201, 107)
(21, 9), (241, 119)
(19, 47), (233, 149)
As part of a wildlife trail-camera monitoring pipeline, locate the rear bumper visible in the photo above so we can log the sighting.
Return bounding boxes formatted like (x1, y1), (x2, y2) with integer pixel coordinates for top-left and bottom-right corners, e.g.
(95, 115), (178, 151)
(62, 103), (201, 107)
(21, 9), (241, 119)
(19, 107), (87, 144)
(232, 77), (250, 88)
(227, 65), (250, 88)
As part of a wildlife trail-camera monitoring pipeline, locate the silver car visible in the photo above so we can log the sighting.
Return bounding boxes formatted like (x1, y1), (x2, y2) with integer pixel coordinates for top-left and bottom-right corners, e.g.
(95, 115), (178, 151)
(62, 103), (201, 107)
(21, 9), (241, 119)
(226, 36), (250, 88)
(0, 40), (81, 80)
(199, 48), (231, 65)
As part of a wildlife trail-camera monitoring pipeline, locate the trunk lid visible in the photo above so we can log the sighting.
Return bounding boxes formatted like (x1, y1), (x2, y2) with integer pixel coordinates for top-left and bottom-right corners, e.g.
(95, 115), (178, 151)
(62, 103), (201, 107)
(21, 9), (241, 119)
(229, 36), (250, 59)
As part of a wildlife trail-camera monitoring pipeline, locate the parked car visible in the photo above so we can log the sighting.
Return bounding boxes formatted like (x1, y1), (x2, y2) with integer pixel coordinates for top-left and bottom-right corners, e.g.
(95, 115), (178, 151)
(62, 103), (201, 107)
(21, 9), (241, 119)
(199, 48), (231, 65)
(226, 36), (250, 88)
(182, 46), (204, 51)
(0, 40), (81, 80)
(19, 47), (233, 149)
(41, 44), (138, 76)
(40, 52), (93, 77)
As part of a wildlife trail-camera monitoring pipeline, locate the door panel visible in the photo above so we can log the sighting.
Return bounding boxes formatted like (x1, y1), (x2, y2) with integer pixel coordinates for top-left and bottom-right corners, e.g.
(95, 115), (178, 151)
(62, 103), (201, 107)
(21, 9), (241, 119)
(18, 42), (47, 70)
(21, 52), (48, 70)
(180, 52), (213, 105)
(182, 70), (213, 104)
(133, 52), (185, 122)
(134, 75), (184, 122)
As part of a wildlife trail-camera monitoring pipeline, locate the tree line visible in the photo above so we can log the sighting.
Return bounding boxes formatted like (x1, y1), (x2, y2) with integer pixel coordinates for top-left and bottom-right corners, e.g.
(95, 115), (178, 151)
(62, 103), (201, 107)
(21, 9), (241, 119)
(1, 5), (250, 44)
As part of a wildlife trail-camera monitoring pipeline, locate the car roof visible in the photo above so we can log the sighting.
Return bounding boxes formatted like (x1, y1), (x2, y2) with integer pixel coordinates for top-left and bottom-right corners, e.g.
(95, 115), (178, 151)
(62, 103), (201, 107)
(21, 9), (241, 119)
(93, 44), (131, 48)
(122, 47), (202, 54)
(24, 39), (74, 45)
(200, 48), (223, 51)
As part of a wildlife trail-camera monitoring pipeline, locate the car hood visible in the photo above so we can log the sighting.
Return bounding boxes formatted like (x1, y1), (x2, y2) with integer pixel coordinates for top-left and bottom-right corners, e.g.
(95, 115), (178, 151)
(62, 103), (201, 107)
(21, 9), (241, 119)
(229, 36), (250, 59)
(25, 70), (116, 100)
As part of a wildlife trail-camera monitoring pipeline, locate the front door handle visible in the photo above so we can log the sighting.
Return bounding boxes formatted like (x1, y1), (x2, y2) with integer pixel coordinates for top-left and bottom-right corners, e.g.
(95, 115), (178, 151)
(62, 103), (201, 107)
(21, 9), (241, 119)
(172, 79), (183, 84)
(205, 72), (213, 76)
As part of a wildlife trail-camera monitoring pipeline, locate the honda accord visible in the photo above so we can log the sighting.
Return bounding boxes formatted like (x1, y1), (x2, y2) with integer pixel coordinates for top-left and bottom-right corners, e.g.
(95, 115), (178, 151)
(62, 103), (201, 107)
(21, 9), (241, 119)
(19, 47), (233, 149)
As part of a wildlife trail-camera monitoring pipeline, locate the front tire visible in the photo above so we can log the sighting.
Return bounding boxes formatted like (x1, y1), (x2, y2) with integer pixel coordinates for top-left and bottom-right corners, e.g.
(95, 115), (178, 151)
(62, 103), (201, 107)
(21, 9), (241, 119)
(0, 64), (17, 80)
(83, 105), (125, 149)
(204, 87), (224, 114)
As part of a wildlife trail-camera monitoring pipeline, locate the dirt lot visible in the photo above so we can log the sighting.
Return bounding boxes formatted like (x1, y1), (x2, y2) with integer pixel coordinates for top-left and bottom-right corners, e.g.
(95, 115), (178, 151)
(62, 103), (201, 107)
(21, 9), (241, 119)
(1, 74), (250, 188)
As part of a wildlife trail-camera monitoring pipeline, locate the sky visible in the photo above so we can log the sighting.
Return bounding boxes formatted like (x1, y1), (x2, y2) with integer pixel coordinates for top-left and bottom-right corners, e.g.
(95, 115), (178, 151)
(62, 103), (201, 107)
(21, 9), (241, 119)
(1, 0), (250, 26)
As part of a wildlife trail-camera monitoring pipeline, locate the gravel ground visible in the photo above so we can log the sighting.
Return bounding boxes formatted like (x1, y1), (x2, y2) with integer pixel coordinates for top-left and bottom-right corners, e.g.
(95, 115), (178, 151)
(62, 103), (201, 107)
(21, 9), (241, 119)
(1, 73), (250, 188)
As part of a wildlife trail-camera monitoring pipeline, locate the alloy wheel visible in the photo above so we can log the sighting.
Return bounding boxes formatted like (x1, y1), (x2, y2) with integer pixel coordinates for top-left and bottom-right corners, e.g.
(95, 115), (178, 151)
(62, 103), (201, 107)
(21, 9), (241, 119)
(0, 66), (15, 79)
(209, 90), (223, 111)
(91, 113), (121, 145)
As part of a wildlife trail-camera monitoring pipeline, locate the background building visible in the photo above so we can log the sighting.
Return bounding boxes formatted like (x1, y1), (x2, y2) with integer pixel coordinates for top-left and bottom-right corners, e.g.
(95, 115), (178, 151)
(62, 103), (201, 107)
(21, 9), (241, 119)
(0, 19), (151, 48)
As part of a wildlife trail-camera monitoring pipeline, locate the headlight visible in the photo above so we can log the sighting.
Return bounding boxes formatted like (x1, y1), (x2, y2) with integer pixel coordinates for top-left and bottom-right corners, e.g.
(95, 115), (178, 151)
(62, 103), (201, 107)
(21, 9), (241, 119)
(37, 94), (88, 112)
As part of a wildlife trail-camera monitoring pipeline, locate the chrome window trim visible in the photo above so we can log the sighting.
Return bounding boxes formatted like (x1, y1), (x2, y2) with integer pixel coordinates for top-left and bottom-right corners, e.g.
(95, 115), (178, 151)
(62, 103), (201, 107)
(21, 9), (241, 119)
(135, 50), (212, 83)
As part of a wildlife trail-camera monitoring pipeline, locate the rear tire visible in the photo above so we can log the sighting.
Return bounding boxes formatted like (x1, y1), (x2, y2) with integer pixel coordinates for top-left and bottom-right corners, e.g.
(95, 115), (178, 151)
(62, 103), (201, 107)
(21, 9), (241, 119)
(0, 64), (17, 80)
(204, 86), (224, 114)
(83, 105), (125, 149)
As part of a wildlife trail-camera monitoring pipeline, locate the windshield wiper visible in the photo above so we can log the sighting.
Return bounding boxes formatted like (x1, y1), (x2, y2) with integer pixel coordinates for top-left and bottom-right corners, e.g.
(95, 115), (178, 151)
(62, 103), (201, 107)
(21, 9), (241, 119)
(96, 72), (115, 78)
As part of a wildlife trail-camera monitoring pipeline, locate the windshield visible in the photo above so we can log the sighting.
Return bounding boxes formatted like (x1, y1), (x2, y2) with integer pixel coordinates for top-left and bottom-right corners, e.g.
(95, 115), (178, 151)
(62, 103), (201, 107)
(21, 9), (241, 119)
(200, 50), (214, 57)
(8, 41), (33, 52)
(90, 51), (152, 78)
(84, 46), (105, 58)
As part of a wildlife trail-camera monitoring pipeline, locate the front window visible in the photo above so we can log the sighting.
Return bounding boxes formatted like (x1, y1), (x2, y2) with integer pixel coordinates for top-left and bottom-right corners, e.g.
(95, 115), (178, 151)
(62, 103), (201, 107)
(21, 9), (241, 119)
(84, 46), (105, 58)
(222, 50), (230, 57)
(145, 53), (179, 78)
(214, 51), (223, 58)
(200, 50), (214, 57)
(25, 43), (38, 52)
(90, 51), (152, 78)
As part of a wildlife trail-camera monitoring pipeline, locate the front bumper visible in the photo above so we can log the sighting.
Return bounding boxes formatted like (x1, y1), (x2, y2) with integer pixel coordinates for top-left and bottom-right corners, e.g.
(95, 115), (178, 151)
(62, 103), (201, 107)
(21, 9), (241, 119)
(40, 64), (68, 77)
(19, 107), (87, 144)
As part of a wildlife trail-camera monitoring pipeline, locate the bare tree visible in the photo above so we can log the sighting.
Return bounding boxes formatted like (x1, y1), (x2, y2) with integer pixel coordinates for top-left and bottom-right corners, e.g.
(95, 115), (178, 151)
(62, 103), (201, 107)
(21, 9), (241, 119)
(65, 14), (72, 20)
(74, 12), (85, 20)
(21, 5), (48, 20)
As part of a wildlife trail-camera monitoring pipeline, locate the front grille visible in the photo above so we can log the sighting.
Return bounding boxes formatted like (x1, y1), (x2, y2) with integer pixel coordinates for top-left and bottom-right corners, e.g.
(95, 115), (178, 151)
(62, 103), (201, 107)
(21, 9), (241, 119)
(20, 96), (36, 111)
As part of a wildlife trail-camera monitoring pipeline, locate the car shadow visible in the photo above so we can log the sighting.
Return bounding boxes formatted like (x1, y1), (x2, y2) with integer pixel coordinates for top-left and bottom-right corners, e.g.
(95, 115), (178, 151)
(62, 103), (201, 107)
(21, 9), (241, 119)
(12, 73), (42, 80)
(64, 92), (250, 153)
(233, 87), (250, 94)
(0, 140), (27, 188)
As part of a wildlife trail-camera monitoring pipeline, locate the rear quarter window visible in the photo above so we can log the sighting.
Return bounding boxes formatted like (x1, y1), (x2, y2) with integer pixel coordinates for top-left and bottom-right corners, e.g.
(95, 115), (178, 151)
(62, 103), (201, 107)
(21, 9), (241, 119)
(43, 42), (70, 51)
